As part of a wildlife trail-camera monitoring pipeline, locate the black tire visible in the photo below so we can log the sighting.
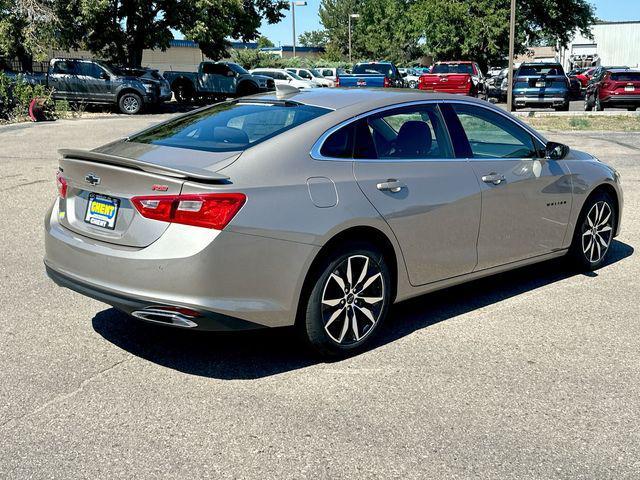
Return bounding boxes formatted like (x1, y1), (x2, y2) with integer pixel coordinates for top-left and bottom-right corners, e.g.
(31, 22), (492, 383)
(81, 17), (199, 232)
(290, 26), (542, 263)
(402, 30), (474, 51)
(118, 92), (142, 115)
(173, 81), (194, 103)
(237, 82), (258, 98)
(594, 93), (604, 111)
(568, 191), (617, 271)
(299, 242), (392, 357)
(408, 80), (417, 89)
(584, 94), (593, 111)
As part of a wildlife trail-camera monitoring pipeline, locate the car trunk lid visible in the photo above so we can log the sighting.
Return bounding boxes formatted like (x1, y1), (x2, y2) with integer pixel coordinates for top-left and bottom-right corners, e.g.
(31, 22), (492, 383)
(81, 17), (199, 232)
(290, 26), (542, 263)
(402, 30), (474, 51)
(57, 143), (239, 247)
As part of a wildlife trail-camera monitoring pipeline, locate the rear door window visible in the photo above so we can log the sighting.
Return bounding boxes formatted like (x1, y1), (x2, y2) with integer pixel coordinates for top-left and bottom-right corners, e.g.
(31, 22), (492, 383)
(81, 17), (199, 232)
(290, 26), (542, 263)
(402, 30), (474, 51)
(366, 105), (453, 159)
(130, 101), (330, 152)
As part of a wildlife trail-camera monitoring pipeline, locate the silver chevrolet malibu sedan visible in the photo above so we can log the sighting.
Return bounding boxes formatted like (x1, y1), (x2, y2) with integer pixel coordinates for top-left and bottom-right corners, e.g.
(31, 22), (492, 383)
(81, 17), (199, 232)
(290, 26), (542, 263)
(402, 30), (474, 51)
(45, 88), (623, 356)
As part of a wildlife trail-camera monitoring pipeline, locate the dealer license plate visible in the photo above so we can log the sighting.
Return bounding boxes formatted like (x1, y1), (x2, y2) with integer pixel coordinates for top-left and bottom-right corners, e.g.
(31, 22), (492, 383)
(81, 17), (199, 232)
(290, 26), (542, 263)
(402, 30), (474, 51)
(84, 193), (120, 230)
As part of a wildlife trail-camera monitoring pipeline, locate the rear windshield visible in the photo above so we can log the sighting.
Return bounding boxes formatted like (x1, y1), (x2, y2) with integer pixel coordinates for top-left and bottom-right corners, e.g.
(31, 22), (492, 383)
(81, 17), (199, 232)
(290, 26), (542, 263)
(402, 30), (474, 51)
(353, 63), (394, 76)
(129, 102), (330, 152)
(517, 64), (565, 76)
(610, 72), (640, 81)
(432, 64), (473, 74)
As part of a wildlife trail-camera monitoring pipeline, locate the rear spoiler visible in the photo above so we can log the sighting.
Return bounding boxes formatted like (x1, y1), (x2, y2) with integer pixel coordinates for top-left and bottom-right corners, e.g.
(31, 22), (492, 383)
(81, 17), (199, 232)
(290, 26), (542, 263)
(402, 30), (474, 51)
(58, 149), (230, 182)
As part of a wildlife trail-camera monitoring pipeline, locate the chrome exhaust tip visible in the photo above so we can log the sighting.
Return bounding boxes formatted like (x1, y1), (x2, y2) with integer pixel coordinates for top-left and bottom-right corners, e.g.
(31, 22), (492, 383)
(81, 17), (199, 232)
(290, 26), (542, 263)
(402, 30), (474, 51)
(131, 308), (199, 328)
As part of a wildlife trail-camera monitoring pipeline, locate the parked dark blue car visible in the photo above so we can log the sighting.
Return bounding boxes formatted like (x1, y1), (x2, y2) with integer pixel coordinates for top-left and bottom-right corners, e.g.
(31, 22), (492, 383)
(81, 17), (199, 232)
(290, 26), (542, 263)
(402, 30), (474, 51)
(512, 63), (570, 111)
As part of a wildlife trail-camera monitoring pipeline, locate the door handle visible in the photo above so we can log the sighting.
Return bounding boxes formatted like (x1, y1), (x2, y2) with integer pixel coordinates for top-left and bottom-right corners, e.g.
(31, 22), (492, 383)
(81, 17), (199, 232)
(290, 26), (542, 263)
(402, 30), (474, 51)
(376, 179), (406, 193)
(481, 173), (506, 185)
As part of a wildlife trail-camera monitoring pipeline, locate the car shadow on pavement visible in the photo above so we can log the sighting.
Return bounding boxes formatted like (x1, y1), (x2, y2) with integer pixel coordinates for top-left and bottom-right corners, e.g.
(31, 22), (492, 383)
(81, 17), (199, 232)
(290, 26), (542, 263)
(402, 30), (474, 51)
(92, 240), (633, 380)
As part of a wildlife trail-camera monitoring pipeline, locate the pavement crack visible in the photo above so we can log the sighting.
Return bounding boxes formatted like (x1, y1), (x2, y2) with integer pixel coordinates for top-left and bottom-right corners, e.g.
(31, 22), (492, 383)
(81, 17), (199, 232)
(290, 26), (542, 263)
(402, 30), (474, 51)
(0, 179), (49, 192)
(584, 135), (640, 152)
(0, 356), (132, 429)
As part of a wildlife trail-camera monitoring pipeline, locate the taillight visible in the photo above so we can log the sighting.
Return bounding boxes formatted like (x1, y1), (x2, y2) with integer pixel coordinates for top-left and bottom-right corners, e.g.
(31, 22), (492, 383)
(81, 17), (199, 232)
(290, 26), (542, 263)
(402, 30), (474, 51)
(383, 76), (391, 88)
(335, 76), (340, 87)
(56, 171), (67, 199)
(131, 193), (246, 230)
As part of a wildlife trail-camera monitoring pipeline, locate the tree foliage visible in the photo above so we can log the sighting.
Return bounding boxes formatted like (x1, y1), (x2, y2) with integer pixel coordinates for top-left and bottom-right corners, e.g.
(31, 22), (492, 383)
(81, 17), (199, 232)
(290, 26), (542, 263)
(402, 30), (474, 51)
(257, 35), (275, 48)
(0, 0), (57, 68)
(318, 0), (595, 67)
(39, 0), (288, 66)
(298, 29), (329, 48)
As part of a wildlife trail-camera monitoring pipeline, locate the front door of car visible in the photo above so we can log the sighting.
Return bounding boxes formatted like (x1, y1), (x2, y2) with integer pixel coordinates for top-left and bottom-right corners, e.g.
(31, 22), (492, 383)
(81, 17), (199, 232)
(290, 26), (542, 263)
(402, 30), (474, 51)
(77, 62), (111, 102)
(351, 104), (482, 286)
(199, 63), (220, 93)
(216, 64), (237, 95)
(443, 103), (572, 270)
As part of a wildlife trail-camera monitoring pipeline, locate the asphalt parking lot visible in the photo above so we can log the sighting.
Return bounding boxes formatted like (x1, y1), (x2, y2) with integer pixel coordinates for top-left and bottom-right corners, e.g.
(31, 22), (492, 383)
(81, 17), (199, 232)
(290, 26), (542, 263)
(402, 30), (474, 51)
(1, 115), (639, 479)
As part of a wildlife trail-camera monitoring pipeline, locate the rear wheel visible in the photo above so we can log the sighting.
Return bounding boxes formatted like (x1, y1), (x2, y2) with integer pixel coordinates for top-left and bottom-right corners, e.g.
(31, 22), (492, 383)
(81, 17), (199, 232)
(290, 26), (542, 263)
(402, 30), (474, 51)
(173, 81), (194, 103)
(408, 80), (417, 89)
(584, 94), (593, 111)
(237, 82), (258, 98)
(595, 93), (604, 111)
(299, 243), (392, 357)
(118, 92), (142, 115)
(569, 192), (616, 271)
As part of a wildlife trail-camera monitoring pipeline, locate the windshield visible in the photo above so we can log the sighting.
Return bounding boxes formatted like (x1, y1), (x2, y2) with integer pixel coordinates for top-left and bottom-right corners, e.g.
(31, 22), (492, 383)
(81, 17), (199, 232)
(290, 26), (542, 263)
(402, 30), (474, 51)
(129, 101), (330, 153)
(432, 64), (474, 74)
(228, 63), (249, 75)
(287, 71), (304, 80)
(309, 68), (323, 77)
(353, 63), (394, 76)
(517, 64), (565, 76)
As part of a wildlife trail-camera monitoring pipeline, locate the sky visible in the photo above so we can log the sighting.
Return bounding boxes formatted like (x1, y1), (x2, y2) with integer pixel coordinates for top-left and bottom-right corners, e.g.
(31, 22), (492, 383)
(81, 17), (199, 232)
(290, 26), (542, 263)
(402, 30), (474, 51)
(258, 0), (640, 47)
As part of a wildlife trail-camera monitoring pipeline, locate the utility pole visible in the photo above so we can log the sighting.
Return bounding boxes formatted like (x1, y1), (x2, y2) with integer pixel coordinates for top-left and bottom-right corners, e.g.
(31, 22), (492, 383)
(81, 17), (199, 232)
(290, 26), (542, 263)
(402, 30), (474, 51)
(291, 1), (307, 58)
(507, 0), (516, 112)
(349, 14), (360, 63)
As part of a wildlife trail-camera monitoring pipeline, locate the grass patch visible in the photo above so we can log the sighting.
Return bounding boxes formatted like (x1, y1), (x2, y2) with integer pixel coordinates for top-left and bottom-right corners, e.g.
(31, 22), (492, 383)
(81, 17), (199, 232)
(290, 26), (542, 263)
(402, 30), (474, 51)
(522, 115), (640, 131)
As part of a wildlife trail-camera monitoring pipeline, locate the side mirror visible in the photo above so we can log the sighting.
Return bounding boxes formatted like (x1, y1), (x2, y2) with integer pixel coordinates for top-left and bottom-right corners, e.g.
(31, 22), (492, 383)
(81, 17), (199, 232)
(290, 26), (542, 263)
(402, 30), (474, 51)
(545, 141), (570, 160)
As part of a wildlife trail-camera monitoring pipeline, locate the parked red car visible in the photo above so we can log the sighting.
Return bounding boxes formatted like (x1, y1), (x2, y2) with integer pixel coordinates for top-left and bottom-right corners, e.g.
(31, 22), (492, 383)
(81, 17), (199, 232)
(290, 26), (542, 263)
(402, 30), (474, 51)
(584, 68), (640, 111)
(418, 61), (484, 97)
(573, 67), (596, 88)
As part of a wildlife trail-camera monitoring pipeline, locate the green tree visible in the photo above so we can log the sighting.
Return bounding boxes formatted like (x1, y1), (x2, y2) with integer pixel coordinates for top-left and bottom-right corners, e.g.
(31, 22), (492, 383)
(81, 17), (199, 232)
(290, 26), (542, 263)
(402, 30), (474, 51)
(56, 0), (288, 66)
(298, 29), (329, 48)
(0, 0), (57, 70)
(318, 0), (359, 59)
(257, 35), (275, 48)
(409, 0), (595, 69)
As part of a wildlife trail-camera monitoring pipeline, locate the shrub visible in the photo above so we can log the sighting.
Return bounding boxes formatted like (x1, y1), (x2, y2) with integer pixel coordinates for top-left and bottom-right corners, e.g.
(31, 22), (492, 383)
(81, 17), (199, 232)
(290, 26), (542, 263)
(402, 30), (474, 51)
(0, 71), (55, 122)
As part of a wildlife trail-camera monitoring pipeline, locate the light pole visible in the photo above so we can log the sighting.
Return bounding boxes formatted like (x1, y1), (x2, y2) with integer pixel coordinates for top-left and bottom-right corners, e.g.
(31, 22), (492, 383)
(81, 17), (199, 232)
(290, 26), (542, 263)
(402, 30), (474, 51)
(291, 1), (307, 58)
(348, 14), (360, 63)
(506, 0), (516, 112)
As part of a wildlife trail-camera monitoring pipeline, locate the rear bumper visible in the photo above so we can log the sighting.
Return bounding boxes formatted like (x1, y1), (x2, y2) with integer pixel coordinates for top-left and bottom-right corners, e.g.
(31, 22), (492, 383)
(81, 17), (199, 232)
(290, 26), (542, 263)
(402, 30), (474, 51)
(419, 86), (472, 95)
(601, 94), (640, 106)
(513, 95), (568, 107)
(44, 202), (319, 330)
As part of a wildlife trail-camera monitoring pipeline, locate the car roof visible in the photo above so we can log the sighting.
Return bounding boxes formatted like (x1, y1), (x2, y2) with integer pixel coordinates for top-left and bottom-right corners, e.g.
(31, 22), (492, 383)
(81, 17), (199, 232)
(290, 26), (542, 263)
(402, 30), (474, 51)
(436, 61), (473, 64)
(244, 88), (492, 111)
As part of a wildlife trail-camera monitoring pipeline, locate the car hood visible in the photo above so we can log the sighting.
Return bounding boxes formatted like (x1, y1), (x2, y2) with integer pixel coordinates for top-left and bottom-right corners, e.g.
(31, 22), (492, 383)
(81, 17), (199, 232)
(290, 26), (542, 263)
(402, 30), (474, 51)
(92, 139), (242, 174)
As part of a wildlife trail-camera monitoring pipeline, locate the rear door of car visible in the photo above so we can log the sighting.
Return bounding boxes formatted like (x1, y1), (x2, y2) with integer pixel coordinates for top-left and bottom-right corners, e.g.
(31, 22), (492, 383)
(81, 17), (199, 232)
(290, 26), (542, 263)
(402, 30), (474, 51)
(347, 102), (481, 286)
(48, 60), (78, 100)
(442, 102), (572, 270)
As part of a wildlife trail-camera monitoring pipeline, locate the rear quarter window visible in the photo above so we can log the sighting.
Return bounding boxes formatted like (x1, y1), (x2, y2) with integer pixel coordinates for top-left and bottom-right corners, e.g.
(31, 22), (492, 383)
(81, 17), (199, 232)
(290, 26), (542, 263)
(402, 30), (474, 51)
(130, 102), (330, 152)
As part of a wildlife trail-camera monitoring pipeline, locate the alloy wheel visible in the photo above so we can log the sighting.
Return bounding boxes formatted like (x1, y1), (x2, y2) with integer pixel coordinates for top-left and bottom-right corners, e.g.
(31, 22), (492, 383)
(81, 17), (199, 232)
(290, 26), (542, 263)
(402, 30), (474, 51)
(123, 96), (139, 113)
(581, 201), (613, 263)
(320, 255), (385, 345)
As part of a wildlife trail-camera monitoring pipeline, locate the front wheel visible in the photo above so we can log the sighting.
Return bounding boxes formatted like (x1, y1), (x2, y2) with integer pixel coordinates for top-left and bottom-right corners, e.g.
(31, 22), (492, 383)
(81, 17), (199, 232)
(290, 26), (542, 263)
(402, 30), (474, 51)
(118, 92), (142, 115)
(408, 80), (417, 89)
(569, 192), (616, 271)
(299, 243), (392, 357)
(584, 95), (593, 111)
